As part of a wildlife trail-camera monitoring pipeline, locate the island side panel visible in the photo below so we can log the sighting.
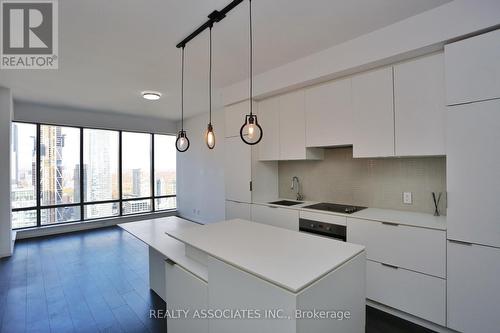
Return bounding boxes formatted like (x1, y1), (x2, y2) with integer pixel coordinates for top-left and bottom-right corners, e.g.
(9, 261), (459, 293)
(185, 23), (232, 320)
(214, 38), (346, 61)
(149, 247), (166, 301)
(296, 252), (366, 333)
(207, 256), (297, 333)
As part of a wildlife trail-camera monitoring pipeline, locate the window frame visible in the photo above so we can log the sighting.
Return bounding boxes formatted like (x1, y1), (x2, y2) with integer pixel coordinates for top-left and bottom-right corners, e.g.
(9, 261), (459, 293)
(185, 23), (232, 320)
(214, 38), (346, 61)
(11, 121), (177, 230)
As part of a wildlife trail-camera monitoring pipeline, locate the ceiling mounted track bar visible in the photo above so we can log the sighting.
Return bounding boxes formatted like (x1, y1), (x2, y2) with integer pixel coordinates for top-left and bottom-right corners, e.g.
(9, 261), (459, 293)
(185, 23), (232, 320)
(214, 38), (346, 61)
(176, 0), (244, 48)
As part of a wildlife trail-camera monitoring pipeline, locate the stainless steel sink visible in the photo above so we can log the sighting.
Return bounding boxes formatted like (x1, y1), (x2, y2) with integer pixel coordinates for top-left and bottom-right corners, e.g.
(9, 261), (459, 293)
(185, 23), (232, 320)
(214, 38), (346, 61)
(268, 200), (303, 206)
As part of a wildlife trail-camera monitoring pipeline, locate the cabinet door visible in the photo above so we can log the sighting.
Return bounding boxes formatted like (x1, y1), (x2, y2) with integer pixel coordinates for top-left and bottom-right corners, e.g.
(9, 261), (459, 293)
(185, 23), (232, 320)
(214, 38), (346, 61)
(352, 67), (395, 158)
(394, 53), (446, 156)
(347, 218), (446, 278)
(224, 136), (251, 203)
(279, 90), (307, 160)
(305, 78), (353, 147)
(447, 241), (500, 333)
(445, 29), (500, 105)
(251, 204), (299, 231)
(257, 96), (280, 160)
(225, 200), (251, 220)
(447, 100), (500, 247)
(165, 262), (208, 333)
(225, 100), (250, 138)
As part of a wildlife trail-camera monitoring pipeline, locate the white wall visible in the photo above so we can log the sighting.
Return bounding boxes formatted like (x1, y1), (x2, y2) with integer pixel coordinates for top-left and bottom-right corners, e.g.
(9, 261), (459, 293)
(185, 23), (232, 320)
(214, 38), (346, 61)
(14, 101), (178, 134)
(0, 87), (13, 258)
(223, 0), (500, 105)
(176, 108), (226, 224)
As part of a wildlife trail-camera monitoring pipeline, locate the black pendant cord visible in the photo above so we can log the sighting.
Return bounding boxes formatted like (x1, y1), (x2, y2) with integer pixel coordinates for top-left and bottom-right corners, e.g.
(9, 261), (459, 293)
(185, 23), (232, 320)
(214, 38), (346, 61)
(181, 46), (185, 130)
(249, 0), (253, 116)
(209, 26), (212, 125)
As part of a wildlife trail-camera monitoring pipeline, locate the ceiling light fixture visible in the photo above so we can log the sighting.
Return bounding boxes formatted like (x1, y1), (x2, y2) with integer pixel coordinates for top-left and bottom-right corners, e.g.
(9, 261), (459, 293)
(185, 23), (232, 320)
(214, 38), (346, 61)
(205, 25), (216, 149)
(175, 47), (190, 152)
(142, 91), (162, 101)
(239, 0), (263, 145)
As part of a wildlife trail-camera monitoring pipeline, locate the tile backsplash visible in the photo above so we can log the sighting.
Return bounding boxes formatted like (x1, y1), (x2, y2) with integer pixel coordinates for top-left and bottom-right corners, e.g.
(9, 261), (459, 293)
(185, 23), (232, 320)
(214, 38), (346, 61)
(279, 147), (446, 215)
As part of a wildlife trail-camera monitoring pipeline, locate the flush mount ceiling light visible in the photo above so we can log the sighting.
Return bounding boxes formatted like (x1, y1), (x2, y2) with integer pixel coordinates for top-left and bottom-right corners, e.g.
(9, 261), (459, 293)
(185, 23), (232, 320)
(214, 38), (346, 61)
(175, 47), (190, 152)
(205, 26), (216, 149)
(141, 91), (162, 101)
(239, 0), (263, 145)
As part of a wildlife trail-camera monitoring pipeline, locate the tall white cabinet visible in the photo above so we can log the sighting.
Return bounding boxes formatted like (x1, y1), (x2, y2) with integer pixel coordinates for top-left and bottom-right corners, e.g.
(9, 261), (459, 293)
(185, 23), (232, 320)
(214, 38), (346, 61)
(224, 100), (278, 220)
(445, 29), (500, 105)
(445, 30), (500, 333)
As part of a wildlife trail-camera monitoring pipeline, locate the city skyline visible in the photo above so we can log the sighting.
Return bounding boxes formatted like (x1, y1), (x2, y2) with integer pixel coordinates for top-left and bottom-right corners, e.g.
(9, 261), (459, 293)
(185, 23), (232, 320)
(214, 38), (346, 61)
(11, 123), (177, 229)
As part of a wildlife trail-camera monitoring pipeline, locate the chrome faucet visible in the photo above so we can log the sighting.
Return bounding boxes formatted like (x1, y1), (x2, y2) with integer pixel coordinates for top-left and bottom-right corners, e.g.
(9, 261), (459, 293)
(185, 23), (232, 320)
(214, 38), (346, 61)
(291, 176), (303, 201)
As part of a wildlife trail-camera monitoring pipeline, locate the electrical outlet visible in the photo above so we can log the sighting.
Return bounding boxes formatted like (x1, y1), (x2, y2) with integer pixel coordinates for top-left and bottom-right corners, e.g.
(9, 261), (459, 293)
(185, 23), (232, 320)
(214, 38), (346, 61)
(403, 192), (413, 205)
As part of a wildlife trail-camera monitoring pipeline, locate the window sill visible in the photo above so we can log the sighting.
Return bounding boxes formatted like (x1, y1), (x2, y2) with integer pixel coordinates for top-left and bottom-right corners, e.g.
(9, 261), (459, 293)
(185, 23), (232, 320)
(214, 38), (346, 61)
(15, 210), (177, 240)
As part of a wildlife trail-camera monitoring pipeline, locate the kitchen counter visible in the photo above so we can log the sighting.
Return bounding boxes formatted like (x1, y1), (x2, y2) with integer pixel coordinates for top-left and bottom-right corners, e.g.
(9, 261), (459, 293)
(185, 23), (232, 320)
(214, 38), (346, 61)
(165, 219), (365, 293)
(252, 198), (446, 230)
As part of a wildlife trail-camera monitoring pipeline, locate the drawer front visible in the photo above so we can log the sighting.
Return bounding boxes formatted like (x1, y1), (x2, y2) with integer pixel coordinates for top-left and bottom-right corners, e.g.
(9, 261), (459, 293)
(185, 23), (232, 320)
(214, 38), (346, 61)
(366, 260), (446, 326)
(251, 205), (299, 231)
(347, 218), (446, 277)
(299, 210), (347, 226)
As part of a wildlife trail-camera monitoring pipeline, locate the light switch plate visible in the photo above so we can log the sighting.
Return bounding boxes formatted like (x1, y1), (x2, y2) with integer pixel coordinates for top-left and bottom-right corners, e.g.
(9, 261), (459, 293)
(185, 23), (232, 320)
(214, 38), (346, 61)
(403, 192), (413, 205)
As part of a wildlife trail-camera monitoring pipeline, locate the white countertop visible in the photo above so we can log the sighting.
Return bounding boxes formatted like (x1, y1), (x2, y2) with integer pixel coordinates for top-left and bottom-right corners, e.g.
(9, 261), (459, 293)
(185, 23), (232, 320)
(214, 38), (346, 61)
(119, 216), (208, 281)
(165, 219), (365, 293)
(252, 199), (446, 231)
(351, 208), (446, 230)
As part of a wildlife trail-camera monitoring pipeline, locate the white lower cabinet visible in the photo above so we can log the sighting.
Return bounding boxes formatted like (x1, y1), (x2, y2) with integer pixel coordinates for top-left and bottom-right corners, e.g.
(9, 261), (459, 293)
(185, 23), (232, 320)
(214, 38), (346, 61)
(251, 204), (299, 231)
(366, 260), (445, 326)
(225, 200), (251, 220)
(165, 261), (208, 333)
(347, 217), (446, 325)
(447, 241), (500, 333)
(347, 218), (446, 278)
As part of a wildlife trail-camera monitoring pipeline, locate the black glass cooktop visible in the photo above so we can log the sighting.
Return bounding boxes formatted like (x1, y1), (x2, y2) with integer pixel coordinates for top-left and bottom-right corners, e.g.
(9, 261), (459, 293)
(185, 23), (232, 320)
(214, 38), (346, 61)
(303, 203), (367, 214)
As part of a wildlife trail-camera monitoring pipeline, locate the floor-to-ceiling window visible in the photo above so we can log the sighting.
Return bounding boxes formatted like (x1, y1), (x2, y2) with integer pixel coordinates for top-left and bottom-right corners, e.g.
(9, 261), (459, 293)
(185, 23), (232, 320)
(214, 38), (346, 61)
(10, 122), (177, 229)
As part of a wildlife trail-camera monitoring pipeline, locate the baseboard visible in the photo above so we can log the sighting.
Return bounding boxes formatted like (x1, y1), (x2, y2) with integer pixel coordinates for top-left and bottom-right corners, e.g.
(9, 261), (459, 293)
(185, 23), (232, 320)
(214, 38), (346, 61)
(16, 210), (177, 239)
(367, 300), (458, 333)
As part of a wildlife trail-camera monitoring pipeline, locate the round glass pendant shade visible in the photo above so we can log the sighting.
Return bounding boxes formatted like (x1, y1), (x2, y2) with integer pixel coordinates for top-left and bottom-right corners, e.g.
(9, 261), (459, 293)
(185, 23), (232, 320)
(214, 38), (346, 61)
(175, 130), (190, 152)
(206, 123), (215, 149)
(240, 114), (262, 145)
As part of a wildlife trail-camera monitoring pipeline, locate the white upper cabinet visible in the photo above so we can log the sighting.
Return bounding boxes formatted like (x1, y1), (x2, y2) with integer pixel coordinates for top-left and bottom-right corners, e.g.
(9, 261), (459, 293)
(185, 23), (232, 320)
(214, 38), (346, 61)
(305, 77), (353, 147)
(224, 100), (251, 138)
(257, 96), (280, 161)
(394, 53), (446, 156)
(224, 136), (251, 203)
(445, 29), (500, 106)
(352, 67), (395, 158)
(447, 99), (500, 247)
(279, 90), (308, 160)
(255, 91), (323, 161)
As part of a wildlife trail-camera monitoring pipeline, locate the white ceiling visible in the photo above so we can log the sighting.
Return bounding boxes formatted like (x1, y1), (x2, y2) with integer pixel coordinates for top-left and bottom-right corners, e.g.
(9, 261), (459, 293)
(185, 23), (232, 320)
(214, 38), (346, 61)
(1, 0), (451, 120)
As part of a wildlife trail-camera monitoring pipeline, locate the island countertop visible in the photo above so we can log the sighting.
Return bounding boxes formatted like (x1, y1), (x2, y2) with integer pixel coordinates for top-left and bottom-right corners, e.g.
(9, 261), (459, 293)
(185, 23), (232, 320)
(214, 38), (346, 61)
(165, 219), (365, 293)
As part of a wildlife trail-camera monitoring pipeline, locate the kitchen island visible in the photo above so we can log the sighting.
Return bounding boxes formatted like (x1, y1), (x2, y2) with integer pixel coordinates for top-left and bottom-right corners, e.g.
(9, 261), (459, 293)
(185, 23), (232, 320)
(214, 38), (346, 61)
(164, 218), (366, 333)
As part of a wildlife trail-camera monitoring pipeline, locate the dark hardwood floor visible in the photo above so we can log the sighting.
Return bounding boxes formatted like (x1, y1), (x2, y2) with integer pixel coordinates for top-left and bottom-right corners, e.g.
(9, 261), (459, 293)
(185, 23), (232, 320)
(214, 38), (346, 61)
(0, 226), (435, 333)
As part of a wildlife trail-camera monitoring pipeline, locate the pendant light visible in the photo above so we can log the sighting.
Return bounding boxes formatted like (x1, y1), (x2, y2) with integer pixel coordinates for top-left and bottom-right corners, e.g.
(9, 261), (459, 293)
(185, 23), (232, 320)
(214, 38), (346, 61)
(240, 0), (262, 145)
(176, 46), (190, 152)
(205, 25), (216, 149)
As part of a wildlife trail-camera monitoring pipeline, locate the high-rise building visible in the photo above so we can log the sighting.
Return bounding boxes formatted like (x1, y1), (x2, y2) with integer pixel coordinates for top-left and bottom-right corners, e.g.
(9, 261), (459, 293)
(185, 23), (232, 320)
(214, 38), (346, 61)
(132, 168), (141, 197)
(84, 130), (114, 218)
(39, 126), (65, 223)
